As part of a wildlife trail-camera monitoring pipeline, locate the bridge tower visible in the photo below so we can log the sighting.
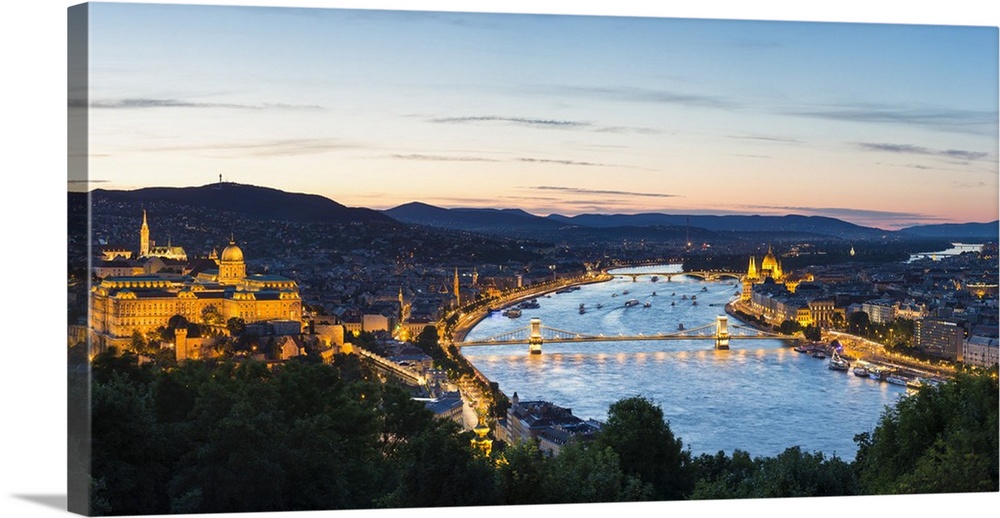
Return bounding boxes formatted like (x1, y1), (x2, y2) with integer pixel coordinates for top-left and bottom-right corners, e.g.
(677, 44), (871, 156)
(715, 315), (731, 350)
(528, 317), (543, 354)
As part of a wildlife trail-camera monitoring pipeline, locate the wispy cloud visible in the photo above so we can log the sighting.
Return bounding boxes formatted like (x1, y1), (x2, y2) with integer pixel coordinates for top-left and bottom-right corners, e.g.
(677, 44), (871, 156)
(88, 98), (324, 111)
(388, 154), (614, 167)
(953, 180), (991, 189)
(531, 186), (680, 198)
(559, 85), (741, 111)
(857, 142), (991, 161)
(145, 138), (358, 157)
(726, 134), (802, 144)
(788, 104), (997, 135)
(428, 114), (658, 135)
(745, 204), (943, 222)
(516, 158), (608, 167)
(430, 115), (589, 128)
(389, 154), (499, 162)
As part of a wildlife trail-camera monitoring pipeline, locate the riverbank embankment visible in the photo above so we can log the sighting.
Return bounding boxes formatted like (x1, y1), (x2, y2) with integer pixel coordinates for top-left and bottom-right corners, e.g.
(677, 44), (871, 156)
(724, 301), (955, 381)
(450, 272), (613, 343)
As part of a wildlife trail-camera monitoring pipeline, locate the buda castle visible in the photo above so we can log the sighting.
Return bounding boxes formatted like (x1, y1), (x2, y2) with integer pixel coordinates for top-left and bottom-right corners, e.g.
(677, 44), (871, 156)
(90, 212), (302, 351)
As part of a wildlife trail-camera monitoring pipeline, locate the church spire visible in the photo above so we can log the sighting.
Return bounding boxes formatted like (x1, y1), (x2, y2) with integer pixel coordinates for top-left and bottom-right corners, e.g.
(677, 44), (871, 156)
(140, 209), (150, 257)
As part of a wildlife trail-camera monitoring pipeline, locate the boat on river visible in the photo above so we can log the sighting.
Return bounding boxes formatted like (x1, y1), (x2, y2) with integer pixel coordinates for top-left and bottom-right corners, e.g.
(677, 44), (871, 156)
(828, 355), (850, 371)
(651, 276), (659, 282)
(886, 374), (908, 386)
(625, 299), (640, 307)
(811, 350), (827, 359)
(643, 302), (652, 308)
(853, 364), (870, 377)
(678, 323), (685, 331)
(503, 308), (522, 318)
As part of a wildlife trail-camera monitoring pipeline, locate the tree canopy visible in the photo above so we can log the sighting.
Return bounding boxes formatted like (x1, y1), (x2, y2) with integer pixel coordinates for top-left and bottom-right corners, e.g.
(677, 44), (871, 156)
(83, 350), (998, 515)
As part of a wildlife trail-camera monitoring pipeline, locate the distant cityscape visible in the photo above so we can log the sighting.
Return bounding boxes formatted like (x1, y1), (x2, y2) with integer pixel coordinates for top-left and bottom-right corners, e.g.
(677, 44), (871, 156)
(69, 183), (999, 443)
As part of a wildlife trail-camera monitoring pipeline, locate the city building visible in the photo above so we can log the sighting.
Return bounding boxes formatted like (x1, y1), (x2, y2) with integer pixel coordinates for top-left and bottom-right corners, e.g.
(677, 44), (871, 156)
(502, 393), (601, 455)
(915, 318), (966, 361)
(862, 298), (897, 324)
(963, 335), (999, 368)
(139, 209), (188, 261)
(90, 213), (302, 353)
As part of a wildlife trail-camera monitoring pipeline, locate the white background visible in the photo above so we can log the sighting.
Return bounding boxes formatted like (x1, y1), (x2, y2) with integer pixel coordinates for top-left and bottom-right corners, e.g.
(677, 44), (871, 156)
(2, 1), (997, 517)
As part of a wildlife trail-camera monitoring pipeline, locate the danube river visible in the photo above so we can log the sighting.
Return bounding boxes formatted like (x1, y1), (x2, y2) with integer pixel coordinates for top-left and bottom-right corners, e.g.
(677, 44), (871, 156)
(460, 265), (907, 460)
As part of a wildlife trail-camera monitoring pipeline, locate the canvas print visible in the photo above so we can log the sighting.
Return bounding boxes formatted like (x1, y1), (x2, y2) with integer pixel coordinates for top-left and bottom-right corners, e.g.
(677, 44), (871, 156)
(67, 2), (999, 516)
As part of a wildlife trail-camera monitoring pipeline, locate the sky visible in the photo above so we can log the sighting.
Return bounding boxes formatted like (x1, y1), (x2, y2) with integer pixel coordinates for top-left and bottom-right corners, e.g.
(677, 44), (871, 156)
(73, 1), (1000, 230)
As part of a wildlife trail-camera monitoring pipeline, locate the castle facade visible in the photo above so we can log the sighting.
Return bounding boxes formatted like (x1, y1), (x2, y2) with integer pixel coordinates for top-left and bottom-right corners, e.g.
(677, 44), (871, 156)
(90, 213), (302, 351)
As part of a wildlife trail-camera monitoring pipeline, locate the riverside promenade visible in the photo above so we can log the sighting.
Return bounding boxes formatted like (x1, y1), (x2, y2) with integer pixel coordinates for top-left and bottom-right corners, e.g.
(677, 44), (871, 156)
(449, 272), (613, 343)
(725, 300), (955, 381)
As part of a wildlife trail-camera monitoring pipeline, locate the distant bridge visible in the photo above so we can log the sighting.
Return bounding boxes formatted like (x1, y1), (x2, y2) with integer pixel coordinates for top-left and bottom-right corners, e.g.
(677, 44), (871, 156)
(457, 316), (795, 354)
(613, 271), (743, 282)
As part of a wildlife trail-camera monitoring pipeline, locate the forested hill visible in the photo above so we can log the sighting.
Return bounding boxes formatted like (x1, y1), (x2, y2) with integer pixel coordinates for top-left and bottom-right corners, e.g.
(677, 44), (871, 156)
(89, 183), (394, 225)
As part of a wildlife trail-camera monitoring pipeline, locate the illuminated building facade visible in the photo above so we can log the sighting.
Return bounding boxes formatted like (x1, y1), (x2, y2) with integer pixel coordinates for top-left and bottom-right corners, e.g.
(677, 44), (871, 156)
(742, 247), (828, 327)
(90, 213), (302, 351)
(139, 209), (188, 261)
(915, 318), (965, 361)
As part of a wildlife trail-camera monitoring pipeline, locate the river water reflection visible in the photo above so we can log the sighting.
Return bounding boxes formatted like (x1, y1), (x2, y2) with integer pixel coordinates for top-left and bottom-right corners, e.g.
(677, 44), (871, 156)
(461, 265), (906, 460)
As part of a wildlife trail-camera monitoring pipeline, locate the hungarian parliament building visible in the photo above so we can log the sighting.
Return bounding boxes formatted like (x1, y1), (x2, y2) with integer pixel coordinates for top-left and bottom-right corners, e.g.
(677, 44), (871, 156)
(89, 211), (302, 351)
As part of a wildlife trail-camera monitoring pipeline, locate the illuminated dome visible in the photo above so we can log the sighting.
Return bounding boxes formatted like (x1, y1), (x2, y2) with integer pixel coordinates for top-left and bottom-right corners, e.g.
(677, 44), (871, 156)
(760, 246), (783, 280)
(221, 241), (244, 262)
(761, 247), (778, 271)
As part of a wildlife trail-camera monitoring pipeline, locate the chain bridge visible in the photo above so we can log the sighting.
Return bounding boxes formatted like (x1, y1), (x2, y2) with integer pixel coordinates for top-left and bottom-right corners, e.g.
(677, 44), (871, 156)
(614, 270), (743, 282)
(457, 316), (796, 354)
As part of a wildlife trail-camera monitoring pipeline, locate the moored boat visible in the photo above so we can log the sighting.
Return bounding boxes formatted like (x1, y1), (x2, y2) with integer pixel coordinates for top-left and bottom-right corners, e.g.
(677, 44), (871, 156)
(886, 374), (908, 386)
(503, 308), (522, 318)
(853, 365), (869, 377)
(828, 355), (850, 371)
